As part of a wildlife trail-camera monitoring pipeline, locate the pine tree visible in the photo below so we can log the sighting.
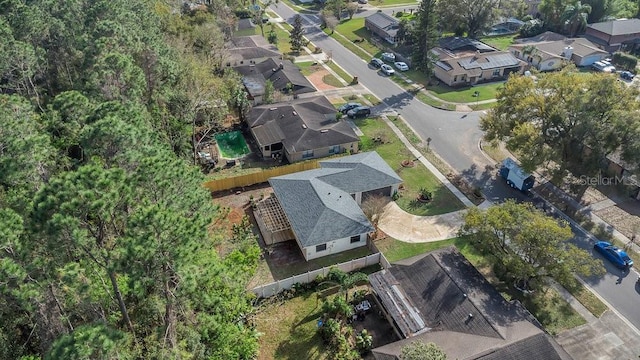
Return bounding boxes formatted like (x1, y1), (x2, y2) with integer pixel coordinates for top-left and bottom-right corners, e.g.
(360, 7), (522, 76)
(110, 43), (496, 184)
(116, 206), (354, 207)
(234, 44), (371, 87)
(411, 0), (440, 81)
(289, 15), (306, 54)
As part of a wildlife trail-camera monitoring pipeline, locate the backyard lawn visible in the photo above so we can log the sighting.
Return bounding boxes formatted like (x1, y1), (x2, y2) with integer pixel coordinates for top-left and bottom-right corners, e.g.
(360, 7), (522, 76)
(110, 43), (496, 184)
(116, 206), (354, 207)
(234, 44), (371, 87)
(255, 292), (328, 360)
(354, 117), (465, 216)
(480, 34), (518, 50)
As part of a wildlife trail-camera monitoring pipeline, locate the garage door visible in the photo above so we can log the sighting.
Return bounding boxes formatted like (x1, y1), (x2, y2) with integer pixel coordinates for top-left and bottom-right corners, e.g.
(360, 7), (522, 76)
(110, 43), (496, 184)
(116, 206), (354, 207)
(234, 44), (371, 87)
(581, 54), (605, 66)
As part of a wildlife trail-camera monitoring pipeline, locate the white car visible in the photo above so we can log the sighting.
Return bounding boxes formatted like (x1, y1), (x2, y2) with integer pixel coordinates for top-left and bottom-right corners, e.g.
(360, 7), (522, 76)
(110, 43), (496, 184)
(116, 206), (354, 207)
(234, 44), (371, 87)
(394, 61), (409, 71)
(381, 52), (395, 62)
(380, 64), (395, 75)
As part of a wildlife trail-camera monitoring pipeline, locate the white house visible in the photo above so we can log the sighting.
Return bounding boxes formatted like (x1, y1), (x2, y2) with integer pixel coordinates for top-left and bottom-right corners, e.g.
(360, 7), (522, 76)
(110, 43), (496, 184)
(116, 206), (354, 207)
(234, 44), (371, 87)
(261, 152), (403, 260)
(509, 36), (609, 71)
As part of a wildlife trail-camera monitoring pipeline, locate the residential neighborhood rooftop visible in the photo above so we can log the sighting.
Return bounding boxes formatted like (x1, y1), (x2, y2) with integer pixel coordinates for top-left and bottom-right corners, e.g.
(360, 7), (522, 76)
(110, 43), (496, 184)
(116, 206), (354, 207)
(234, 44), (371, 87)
(587, 18), (640, 36)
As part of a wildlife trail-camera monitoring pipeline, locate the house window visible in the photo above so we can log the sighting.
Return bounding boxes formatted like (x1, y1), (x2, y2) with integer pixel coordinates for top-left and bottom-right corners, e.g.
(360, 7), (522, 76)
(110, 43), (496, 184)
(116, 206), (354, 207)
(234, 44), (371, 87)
(350, 235), (361, 243)
(316, 244), (327, 252)
(302, 150), (314, 159)
(461, 75), (467, 82)
(492, 69), (501, 77)
(329, 145), (340, 154)
(453, 75), (458, 82)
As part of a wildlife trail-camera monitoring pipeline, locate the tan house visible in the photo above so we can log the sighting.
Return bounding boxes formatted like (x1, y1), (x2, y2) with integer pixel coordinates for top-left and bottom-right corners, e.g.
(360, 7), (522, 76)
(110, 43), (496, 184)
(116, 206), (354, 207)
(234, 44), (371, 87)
(509, 37), (609, 71)
(585, 18), (640, 52)
(246, 96), (359, 163)
(364, 12), (400, 45)
(433, 37), (524, 87)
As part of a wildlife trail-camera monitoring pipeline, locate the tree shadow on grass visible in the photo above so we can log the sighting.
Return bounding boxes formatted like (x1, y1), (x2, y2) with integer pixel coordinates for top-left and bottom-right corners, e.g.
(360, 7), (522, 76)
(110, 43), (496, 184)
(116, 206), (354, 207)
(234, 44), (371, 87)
(274, 315), (327, 360)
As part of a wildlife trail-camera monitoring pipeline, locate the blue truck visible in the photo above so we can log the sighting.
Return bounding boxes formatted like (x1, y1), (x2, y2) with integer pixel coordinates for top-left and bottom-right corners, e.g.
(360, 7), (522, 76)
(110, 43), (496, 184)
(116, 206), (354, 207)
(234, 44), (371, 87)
(499, 158), (535, 192)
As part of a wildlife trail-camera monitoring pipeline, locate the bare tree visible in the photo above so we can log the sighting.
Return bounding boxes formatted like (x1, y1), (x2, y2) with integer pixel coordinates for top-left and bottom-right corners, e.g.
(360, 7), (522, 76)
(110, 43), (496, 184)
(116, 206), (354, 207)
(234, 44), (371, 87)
(361, 194), (391, 227)
(346, 3), (359, 19)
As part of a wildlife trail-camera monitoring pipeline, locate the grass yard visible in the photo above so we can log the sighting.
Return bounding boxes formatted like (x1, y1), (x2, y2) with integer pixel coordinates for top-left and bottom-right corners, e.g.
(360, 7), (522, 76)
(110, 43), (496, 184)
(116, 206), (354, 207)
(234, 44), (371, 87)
(370, 0), (419, 7)
(362, 93), (382, 105)
(255, 292), (327, 360)
(325, 60), (352, 83)
(480, 34), (518, 51)
(329, 18), (379, 57)
(354, 117), (464, 215)
(427, 82), (505, 103)
(469, 101), (497, 111)
(234, 26), (258, 37)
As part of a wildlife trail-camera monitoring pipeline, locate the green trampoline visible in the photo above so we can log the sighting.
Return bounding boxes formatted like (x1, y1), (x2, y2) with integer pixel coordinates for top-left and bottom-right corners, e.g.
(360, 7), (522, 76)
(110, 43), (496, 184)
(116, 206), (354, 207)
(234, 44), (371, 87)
(214, 131), (250, 159)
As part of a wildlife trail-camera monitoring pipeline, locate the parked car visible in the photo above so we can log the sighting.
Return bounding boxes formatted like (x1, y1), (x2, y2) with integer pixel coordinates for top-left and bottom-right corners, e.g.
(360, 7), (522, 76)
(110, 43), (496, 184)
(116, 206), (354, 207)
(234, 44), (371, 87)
(380, 64), (395, 76)
(347, 106), (371, 118)
(358, 0), (368, 3)
(338, 102), (362, 114)
(394, 61), (409, 71)
(370, 58), (384, 68)
(381, 52), (395, 62)
(620, 71), (635, 80)
(592, 61), (616, 73)
(593, 241), (633, 269)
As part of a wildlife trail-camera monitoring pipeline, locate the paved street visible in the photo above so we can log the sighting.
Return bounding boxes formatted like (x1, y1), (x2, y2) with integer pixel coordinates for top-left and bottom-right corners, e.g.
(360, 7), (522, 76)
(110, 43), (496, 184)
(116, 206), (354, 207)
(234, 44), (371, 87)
(270, 1), (640, 341)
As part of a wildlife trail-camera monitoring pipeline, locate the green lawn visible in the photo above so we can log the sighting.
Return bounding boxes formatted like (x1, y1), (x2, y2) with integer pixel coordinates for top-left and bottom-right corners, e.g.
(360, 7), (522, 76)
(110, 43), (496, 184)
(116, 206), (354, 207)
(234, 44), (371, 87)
(255, 292), (328, 360)
(331, 18), (379, 56)
(427, 82), (505, 103)
(322, 73), (344, 87)
(233, 26), (258, 37)
(354, 117), (464, 215)
(369, 0), (419, 7)
(469, 101), (497, 111)
(325, 60), (352, 83)
(480, 34), (518, 51)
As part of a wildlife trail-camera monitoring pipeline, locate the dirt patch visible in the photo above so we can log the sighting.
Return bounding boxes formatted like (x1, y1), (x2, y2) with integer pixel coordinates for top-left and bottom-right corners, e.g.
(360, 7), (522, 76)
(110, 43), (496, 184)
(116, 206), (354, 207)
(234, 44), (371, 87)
(594, 205), (640, 239)
(212, 183), (274, 209)
(306, 66), (338, 91)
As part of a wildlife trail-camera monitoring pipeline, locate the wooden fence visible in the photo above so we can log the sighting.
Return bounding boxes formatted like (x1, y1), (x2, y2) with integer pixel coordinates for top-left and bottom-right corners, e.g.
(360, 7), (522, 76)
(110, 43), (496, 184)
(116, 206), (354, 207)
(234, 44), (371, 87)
(251, 252), (391, 298)
(203, 160), (321, 192)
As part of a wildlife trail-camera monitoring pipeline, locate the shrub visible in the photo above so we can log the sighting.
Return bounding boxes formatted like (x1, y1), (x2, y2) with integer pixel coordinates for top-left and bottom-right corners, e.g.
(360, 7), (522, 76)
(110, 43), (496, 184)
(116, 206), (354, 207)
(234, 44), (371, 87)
(419, 188), (433, 201)
(234, 9), (251, 18)
(318, 318), (341, 344)
(612, 52), (637, 71)
(395, 11), (403, 17)
(355, 329), (373, 354)
(267, 30), (278, 44)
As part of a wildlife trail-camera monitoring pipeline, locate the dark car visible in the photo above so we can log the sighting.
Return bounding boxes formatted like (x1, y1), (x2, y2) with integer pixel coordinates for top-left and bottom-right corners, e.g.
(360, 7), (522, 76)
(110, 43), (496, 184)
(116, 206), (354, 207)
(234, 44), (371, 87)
(370, 58), (383, 68)
(594, 241), (633, 269)
(620, 71), (635, 80)
(338, 102), (362, 114)
(347, 106), (371, 119)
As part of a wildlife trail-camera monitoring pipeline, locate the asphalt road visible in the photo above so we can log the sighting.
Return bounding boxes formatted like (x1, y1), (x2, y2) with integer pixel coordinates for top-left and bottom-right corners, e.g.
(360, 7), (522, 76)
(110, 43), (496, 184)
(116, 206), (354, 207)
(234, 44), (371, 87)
(270, 3), (640, 332)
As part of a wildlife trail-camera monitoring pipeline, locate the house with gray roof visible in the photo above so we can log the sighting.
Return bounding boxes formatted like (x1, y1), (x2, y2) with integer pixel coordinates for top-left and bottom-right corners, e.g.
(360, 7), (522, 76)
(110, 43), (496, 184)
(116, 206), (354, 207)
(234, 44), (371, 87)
(262, 152), (402, 260)
(433, 37), (525, 87)
(234, 58), (316, 104)
(369, 247), (573, 360)
(585, 18), (640, 52)
(509, 37), (608, 71)
(246, 96), (359, 163)
(365, 12), (400, 45)
(226, 35), (281, 67)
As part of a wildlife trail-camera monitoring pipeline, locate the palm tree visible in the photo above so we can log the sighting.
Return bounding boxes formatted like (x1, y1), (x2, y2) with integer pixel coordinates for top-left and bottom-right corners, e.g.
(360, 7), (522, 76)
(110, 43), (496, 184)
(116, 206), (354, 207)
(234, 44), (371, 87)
(562, 1), (591, 37)
(321, 267), (369, 302)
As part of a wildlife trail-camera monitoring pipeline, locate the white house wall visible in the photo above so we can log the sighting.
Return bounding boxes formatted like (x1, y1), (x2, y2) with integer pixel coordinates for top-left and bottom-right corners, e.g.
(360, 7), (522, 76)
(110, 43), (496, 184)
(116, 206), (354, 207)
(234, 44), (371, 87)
(539, 59), (562, 71)
(303, 233), (368, 260)
(579, 53), (607, 66)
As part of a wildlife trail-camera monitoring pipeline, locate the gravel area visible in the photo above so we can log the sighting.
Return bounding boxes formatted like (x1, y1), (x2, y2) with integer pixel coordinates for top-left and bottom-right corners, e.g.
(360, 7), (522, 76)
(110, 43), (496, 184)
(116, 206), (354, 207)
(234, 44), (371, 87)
(594, 205), (640, 240)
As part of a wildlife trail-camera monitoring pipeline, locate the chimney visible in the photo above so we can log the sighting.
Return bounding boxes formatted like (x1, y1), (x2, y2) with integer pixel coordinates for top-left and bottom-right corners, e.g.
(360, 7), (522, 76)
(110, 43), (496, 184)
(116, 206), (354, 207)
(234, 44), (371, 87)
(279, 62), (284, 70)
(562, 46), (573, 59)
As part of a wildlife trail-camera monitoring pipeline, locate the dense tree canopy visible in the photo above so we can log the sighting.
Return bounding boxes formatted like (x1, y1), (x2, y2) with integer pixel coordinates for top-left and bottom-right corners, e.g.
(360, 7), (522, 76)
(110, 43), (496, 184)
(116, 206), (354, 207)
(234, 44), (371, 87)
(460, 201), (604, 290)
(437, 0), (499, 38)
(481, 68), (640, 177)
(0, 1), (260, 359)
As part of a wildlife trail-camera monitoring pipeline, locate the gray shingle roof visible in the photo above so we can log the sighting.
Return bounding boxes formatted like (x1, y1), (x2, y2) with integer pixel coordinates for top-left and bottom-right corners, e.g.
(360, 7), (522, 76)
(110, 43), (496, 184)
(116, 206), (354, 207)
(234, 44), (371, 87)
(365, 12), (400, 37)
(247, 96), (359, 153)
(319, 152), (403, 193)
(370, 247), (572, 360)
(227, 35), (281, 63)
(439, 37), (496, 53)
(269, 151), (401, 247)
(588, 18), (640, 36)
(235, 58), (316, 96)
(510, 38), (607, 61)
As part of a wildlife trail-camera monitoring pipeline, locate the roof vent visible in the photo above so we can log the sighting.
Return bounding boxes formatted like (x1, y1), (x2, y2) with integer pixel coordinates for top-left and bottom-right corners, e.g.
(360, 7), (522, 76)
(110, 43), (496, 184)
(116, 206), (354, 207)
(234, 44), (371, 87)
(269, 107), (277, 111)
(320, 129), (328, 133)
(302, 124), (307, 129)
(468, 313), (474, 319)
(463, 293), (467, 298)
(292, 111), (298, 116)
